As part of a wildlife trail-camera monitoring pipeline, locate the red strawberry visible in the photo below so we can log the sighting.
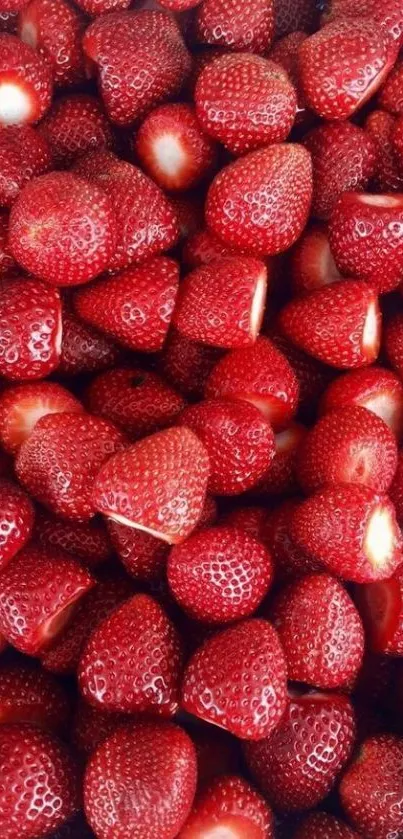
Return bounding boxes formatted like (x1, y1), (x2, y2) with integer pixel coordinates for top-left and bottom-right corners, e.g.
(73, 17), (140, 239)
(107, 518), (169, 582)
(340, 734), (403, 839)
(0, 277), (62, 381)
(390, 449), (403, 524)
(196, 0), (274, 53)
(274, 0), (318, 37)
(0, 0), (27, 9)
(0, 480), (34, 570)
(392, 112), (403, 163)
(168, 525), (273, 623)
(269, 330), (330, 413)
(298, 19), (396, 120)
(0, 724), (80, 839)
(74, 151), (179, 271)
(195, 53), (296, 155)
(190, 724), (241, 782)
(291, 485), (403, 583)
(93, 427), (209, 544)
(355, 566), (403, 654)
(324, 0), (403, 45)
(84, 720), (197, 839)
(385, 313), (403, 381)
(256, 422), (306, 495)
(270, 573), (364, 688)
(0, 543), (94, 655)
(206, 144), (312, 256)
(0, 381), (83, 455)
(74, 258), (179, 353)
(0, 33), (53, 125)
(159, 0), (202, 7)
(40, 94), (114, 167)
(35, 509), (111, 569)
(365, 109), (403, 191)
(205, 336), (299, 430)
(297, 406), (398, 494)
(269, 31), (311, 126)
(179, 398), (275, 495)
(244, 691), (356, 811)
(0, 213), (14, 275)
(279, 280), (381, 368)
(320, 367), (403, 440)
(182, 227), (245, 269)
(71, 699), (125, 757)
(173, 257), (267, 349)
(178, 775), (273, 838)
(16, 412), (125, 522)
(293, 812), (361, 839)
(76, 0), (131, 11)
(18, 0), (87, 89)
(0, 125), (51, 206)
(379, 59), (403, 114)
(290, 224), (342, 296)
(222, 505), (267, 540)
(182, 618), (287, 740)
(136, 102), (216, 192)
(79, 593), (183, 715)
(262, 500), (321, 582)
(160, 328), (222, 398)
(86, 366), (185, 441)
(0, 664), (69, 732)
(59, 302), (122, 376)
(169, 194), (204, 241)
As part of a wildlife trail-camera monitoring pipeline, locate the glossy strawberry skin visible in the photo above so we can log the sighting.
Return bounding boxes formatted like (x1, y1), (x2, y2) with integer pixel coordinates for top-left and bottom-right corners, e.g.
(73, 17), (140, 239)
(0, 664), (70, 732)
(196, 0), (274, 54)
(320, 366), (403, 440)
(293, 812), (361, 839)
(0, 125), (51, 206)
(182, 227), (246, 269)
(178, 774), (274, 838)
(160, 328), (222, 399)
(107, 519), (169, 582)
(0, 480), (34, 570)
(59, 303), (122, 376)
(290, 224), (342, 295)
(35, 509), (111, 569)
(0, 277), (61, 381)
(18, 0), (87, 88)
(0, 33), (53, 125)
(0, 381), (83, 455)
(40, 94), (114, 167)
(365, 109), (403, 192)
(0, 213), (14, 275)
(355, 566), (403, 654)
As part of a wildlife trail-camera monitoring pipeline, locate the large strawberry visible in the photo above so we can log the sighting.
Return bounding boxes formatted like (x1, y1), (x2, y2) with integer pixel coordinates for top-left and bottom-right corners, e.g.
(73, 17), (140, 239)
(0, 33), (53, 125)
(320, 366), (403, 440)
(0, 381), (83, 455)
(0, 479), (34, 569)
(0, 277), (62, 381)
(18, 0), (87, 88)
(178, 775), (274, 838)
(196, 0), (274, 53)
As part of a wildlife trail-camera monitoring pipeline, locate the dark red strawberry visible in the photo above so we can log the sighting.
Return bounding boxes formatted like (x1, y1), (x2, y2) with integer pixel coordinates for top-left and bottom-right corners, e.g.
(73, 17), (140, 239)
(182, 618), (287, 740)
(244, 691), (356, 811)
(291, 485), (403, 583)
(290, 224), (342, 296)
(256, 422), (306, 495)
(160, 328), (222, 398)
(84, 721), (197, 839)
(0, 664), (69, 732)
(206, 144), (312, 256)
(320, 367), (403, 440)
(324, 0), (403, 45)
(385, 313), (403, 381)
(392, 113), (403, 163)
(0, 12), (17, 33)
(59, 303), (122, 376)
(71, 699), (125, 757)
(365, 109), (403, 191)
(270, 573), (364, 689)
(107, 518), (169, 582)
(170, 194), (204, 241)
(0, 125), (51, 206)
(196, 0), (274, 53)
(293, 812), (361, 839)
(0, 381), (83, 455)
(0, 33), (53, 125)
(16, 412), (125, 522)
(222, 505), (267, 540)
(269, 30), (311, 126)
(270, 330), (330, 413)
(159, 0), (202, 7)
(183, 227), (245, 269)
(355, 566), (403, 654)
(0, 277), (62, 381)
(35, 509), (111, 569)
(274, 0), (318, 37)
(0, 480), (34, 570)
(18, 0), (87, 88)
(75, 0), (131, 12)
(390, 449), (403, 524)
(40, 94), (114, 167)
(0, 213), (14, 275)
(178, 775), (273, 838)
(262, 500), (321, 582)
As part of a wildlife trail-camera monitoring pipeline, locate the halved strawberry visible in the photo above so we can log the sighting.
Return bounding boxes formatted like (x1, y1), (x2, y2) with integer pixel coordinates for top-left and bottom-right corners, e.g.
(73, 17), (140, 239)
(0, 382), (83, 455)
(0, 664), (70, 732)
(355, 566), (403, 654)
(196, 0), (274, 53)
(107, 518), (169, 582)
(365, 109), (403, 191)
(320, 367), (403, 440)
(160, 328), (222, 398)
(256, 422), (307, 495)
(178, 775), (273, 839)
(18, 0), (87, 89)
(59, 302), (122, 376)
(293, 812), (361, 839)
(35, 509), (111, 569)
(290, 224), (342, 295)
(0, 125), (51, 206)
(0, 33), (53, 125)
(40, 94), (114, 167)
(0, 479), (34, 570)
(0, 277), (62, 381)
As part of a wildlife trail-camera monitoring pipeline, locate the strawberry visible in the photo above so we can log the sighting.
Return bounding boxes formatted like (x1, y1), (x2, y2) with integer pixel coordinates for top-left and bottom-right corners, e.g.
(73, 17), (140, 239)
(365, 109), (403, 191)
(59, 302), (122, 376)
(244, 691), (356, 811)
(270, 573), (364, 689)
(0, 213), (14, 275)
(173, 257), (267, 349)
(40, 94), (114, 167)
(93, 427), (209, 544)
(0, 125), (51, 206)
(0, 12), (17, 32)
(355, 566), (403, 654)
(298, 19), (396, 120)
(290, 224), (342, 296)
(135, 102), (216, 192)
(291, 485), (403, 583)
(167, 525), (273, 623)
(76, 0), (131, 11)
(18, 0), (87, 89)
(35, 509), (111, 569)
(195, 53), (296, 155)
(16, 412), (125, 522)
(390, 449), (403, 523)
(0, 381), (83, 455)
(74, 258), (179, 353)
(0, 664), (70, 732)
(293, 812), (361, 839)
(183, 226), (246, 269)
(71, 699), (125, 757)
(274, 0), (318, 37)
(329, 193), (403, 293)
(0, 33), (52, 125)
(85, 367), (185, 441)
(182, 618), (287, 740)
(392, 113), (403, 163)
(0, 277), (62, 381)
(324, 0), (403, 45)
(205, 337), (299, 430)
(296, 405), (398, 494)
(320, 367), (403, 440)
(190, 725), (241, 782)
(262, 500), (321, 582)
(0, 480), (34, 570)
(84, 721), (197, 839)
(256, 422), (306, 495)
(0, 724), (80, 839)
(160, 328), (222, 398)
(269, 31), (311, 126)
(340, 734), (403, 839)
(0, 0), (27, 9)
(279, 280), (381, 368)
(179, 398), (275, 495)
(206, 143), (312, 256)
(9, 172), (117, 288)
(196, 0), (274, 54)
(107, 518), (169, 582)
(385, 313), (403, 381)
(269, 330), (330, 414)
(178, 775), (273, 839)
(379, 60), (403, 114)
(170, 194), (204, 241)
(222, 505), (267, 540)
(0, 543), (94, 655)
(159, 0), (202, 7)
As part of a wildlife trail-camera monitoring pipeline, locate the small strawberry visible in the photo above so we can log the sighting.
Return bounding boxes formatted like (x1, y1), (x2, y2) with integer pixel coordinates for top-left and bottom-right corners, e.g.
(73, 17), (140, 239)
(279, 280), (381, 368)
(0, 664), (70, 732)
(385, 313), (403, 381)
(182, 227), (244, 269)
(16, 412), (125, 522)
(0, 277), (62, 381)
(35, 509), (111, 569)
(84, 721), (197, 839)
(206, 143), (312, 256)
(379, 59), (403, 114)
(256, 422), (306, 495)
(160, 328), (222, 398)
(270, 573), (364, 689)
(40, 94), (114, 167)
(0, 480), (34, 570)
(178, 775), (274, 838)
(196, 0), (274, 53)
(290, 224), (342, 296)
(0, 33), (53, 125)
(71, 699), (125, 757)
(0, 543), (94, 655)
(221, 505), (267, 540)
(0, 381), (83, 455)
(244, 691), (356, 811)
(355, 565), (403, 654)
(59, 302), (122, 376)
(182, 618), (288, 740)
(0, 125), (51, 206)
(107, 518), (169, 582)
(320, 367), (403, 440)
(18, 0), (87, 89)
(291, 485), (403, 583)
(274, 0), (318, 37)
(262, 500), (321, 582)
(293, 812), (361, 839)
(365, 109), (403, 191)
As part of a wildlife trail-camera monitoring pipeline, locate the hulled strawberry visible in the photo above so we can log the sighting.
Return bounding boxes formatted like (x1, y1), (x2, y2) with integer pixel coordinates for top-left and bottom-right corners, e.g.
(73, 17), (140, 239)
(35, 509), (111, 569)
(355, 566), (403, 654)
(0, 33), (53, 125)
(196, 0), (274, 53)
(40, 94), (114, 167)
(0, 664), (70, 732)
(160, 328), (222, 398)
(178, 775), (273, 839)
(290, 224), (342, 296)
(107, 518), (169, 582)
(59, 303), (122, 376)
(293, 813), (361, 839)
(0, 480), (34, 570)
(320, 367), (403, 439)
(365, 109), (403, 191)
(0, 382), (83, 455)
(18, 0), (87, 88)
(0, 125), (51, 206)
(0, 277), (62, 381)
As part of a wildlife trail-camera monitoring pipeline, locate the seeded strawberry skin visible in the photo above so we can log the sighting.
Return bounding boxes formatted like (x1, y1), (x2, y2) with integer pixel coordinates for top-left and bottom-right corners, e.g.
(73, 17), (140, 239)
(320, 366), (403, 440)
(0, 33), (53, 125)
(196, 0), (274, 54)
(0, 381), (83, 455)
(0, 479), (34, 570)
(40, 94), (114, 167)
(0, 277), (62, 381)
(293, 812), (361, 839)
(19, 0), (87, 89)
(178, 774), (274, 838)
(0, 664), (70, 732)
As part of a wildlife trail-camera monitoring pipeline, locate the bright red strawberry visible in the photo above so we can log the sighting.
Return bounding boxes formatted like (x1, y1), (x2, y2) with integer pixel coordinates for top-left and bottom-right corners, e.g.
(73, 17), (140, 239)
(256, 422), (306, 495)
(206, 144), (312, 256)
(291, 485), (403, 583)
(0, 382), (83, 455)
(0, 724), (80, 839)
(385, 313), (403, 380)
(293, 812), (361, 839)
(107, 518), (169, 582)
(35, 509), (111, 569)
(196, 0), (274, 53)
(179, 398), (275, 495)
(195, 53), (296, 155)
(298, 19), (396, 120)
(76, 0), (131, 11)
(178, 774), (273, 839)
(365, 109), (403, 191)
(290, 224), (342, 296)
(262, 500), (321, 582)
(0, 543), (94, 655)
(0, 664), (69, 731)
(205, 336), (299, 430)
(93, 427), (209, 544)
(40, 94), (113, 167)
(321, 367), (403, 440)
(16, 412), (125, 522)
(245, 691), (356, 811)
(0, 125), (51, 206)
(270, 573), (364, 688)
(79, 593), (183, 715)
(0, 480), (34, 570)
(160, 328), (222, 398)
(279, 280), (381, 368)
(379, 59), (403, 114)
(18, 0), (87, 89)
(71, 699), (125, 757)
(136, 102), (216, 192)
(274, 0), (317, 37)
(340, 735), (403, 839)
(0, 33), (52, 125)
(355, 566), (403, 654)
(168, 525), (273, 623)
(182, 618), (287, 740)
(297, 406), (398, 494)
(84, 721), (197, 839)
(0, 213), (14, 275)
(74, 258), (179, 353)
(182, 226), (245, 269)
(222, 505), (267, 540)
(59, 302), (122, 376)
(0, 277), (62, 381)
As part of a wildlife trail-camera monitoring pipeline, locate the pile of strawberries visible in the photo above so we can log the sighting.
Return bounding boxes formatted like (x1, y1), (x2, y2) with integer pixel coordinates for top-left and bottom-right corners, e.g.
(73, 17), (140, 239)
(1, 0), (403, 836)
